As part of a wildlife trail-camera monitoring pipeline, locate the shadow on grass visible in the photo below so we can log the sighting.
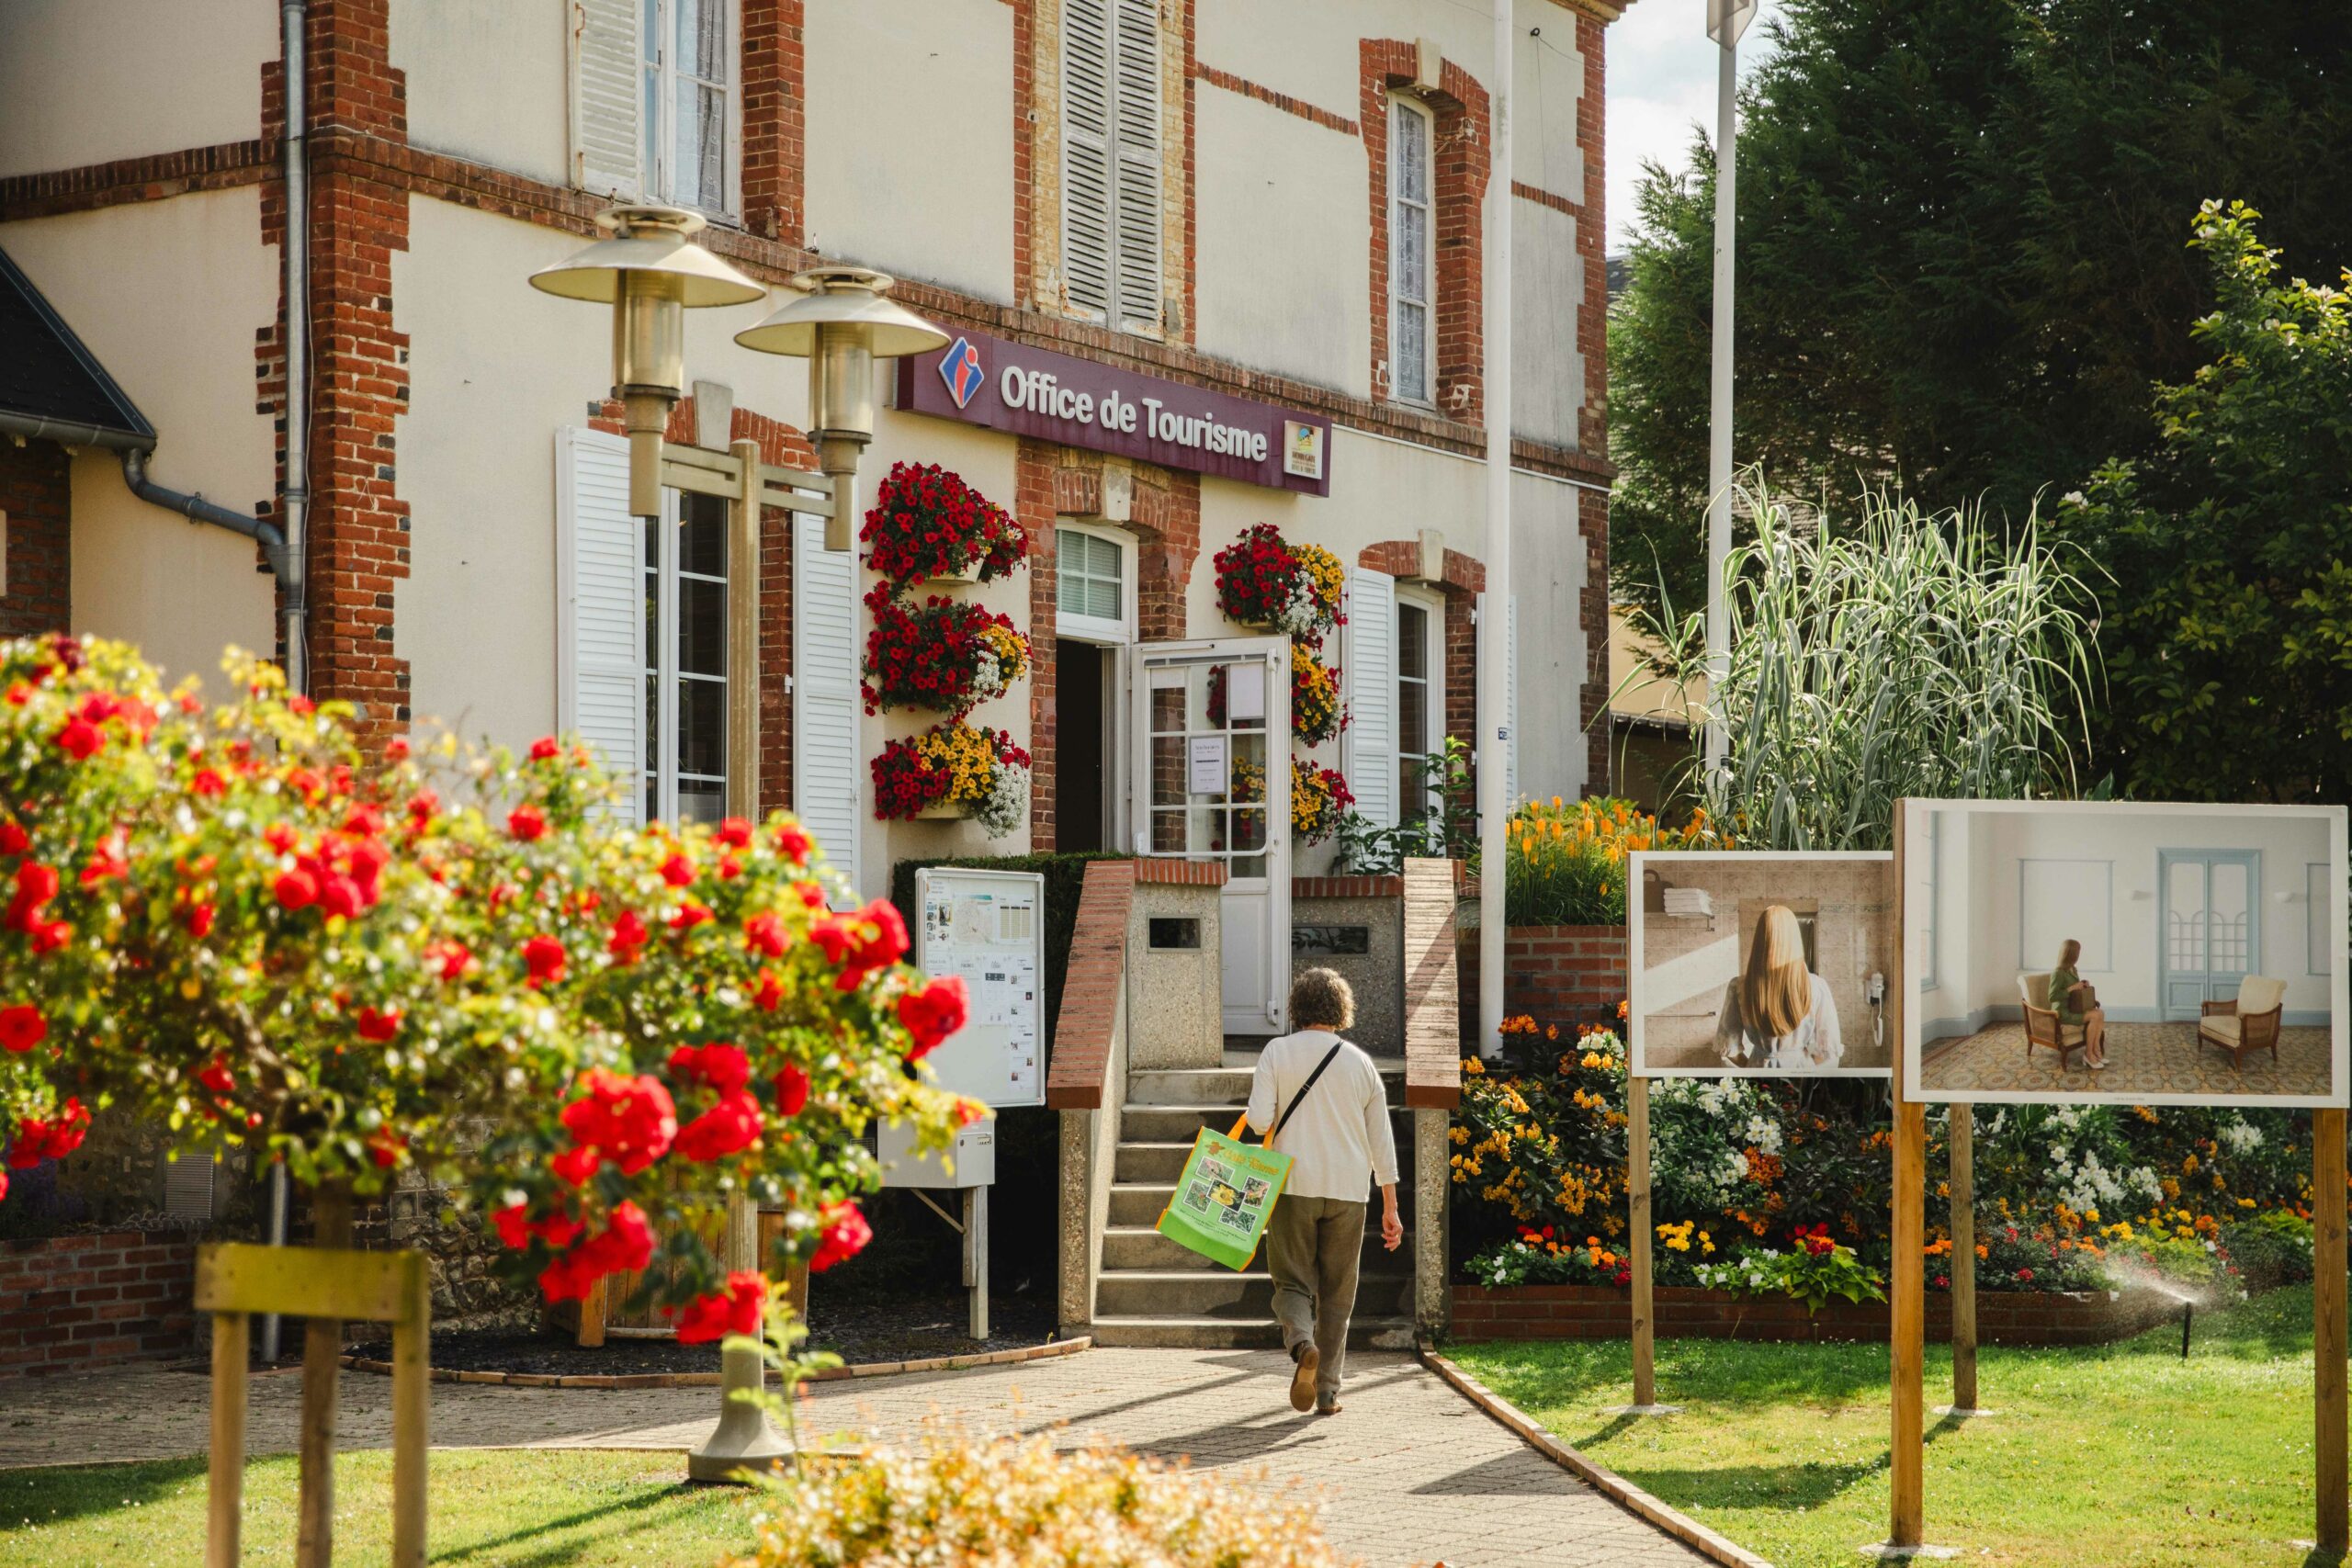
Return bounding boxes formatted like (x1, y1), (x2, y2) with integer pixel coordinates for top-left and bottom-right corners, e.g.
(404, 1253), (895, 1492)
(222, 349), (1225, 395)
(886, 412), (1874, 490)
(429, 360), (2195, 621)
(433, 1482), (717, 1568)
(0, 1454), (209, 1529)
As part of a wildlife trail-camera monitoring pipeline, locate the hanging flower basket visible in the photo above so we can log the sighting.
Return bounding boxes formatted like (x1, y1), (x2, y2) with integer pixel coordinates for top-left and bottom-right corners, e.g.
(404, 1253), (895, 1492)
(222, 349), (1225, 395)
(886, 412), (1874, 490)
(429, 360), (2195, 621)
(862, 462), (1028, 588)
(863, 587), (1031, 716)
(873, 722), (1034, 838)
(1293, 759), (1353, 845)
(1293, 649), (1346, 746)
(1213, 524), (1344, 648)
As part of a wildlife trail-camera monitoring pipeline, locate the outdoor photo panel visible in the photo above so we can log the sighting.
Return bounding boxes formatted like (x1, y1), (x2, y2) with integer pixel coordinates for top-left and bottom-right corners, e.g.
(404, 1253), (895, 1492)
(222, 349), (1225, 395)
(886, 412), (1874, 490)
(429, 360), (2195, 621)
(1628, 851), (1896, 1078)
(1900, 799), (2350, 1108)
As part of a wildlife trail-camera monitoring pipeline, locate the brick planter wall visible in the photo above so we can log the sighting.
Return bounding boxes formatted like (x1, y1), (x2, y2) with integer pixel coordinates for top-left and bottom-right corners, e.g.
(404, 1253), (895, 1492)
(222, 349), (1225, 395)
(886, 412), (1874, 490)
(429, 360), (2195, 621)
(0, 1231), (199, 1377)
(1451, 1283), (2185, 1348)
(1458, 924), (1629, 1043)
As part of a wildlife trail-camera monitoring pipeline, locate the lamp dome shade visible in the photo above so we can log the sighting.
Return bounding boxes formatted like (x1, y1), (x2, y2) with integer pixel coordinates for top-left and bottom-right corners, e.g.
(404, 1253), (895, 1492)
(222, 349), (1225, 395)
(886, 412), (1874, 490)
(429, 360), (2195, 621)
(528, 205), (767, 309)
(732, 266), (950, 358)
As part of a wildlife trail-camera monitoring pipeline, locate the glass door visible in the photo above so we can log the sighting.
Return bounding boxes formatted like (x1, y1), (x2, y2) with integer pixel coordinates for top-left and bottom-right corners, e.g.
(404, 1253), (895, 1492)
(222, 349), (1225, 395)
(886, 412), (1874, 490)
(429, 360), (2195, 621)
(1132, 637), (1292, 1036)
(2159, 850), (2260, 1019)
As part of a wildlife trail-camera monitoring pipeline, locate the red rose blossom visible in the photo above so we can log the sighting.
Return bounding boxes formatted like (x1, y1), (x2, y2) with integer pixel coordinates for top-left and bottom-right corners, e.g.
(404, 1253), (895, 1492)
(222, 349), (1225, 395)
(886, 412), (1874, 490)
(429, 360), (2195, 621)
(774, 1063), (809, 1117)
(670, 1269), (767, 1344)
(810, 1200), (873, 1273)
(508, 805), (548, 841)
(898, 976), (969, 1061)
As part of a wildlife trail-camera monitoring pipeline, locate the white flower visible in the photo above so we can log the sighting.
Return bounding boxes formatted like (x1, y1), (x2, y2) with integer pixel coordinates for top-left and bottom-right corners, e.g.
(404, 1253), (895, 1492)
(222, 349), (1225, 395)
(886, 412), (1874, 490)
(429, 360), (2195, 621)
(977, 757), (1029, 838)
(2219, 1118), (2264, 1155)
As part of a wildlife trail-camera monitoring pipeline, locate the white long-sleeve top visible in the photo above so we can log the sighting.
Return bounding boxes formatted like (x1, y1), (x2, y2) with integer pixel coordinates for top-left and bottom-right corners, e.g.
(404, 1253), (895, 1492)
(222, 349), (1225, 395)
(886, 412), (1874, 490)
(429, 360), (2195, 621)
(1712, 972), (1844, 1070)
(1244, 1029), (1399, 1201)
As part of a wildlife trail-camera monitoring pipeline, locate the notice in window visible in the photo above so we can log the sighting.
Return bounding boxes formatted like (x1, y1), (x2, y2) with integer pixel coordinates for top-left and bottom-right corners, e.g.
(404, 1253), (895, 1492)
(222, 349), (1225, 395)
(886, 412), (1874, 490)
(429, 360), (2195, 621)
(1188, 735), (1228, 796)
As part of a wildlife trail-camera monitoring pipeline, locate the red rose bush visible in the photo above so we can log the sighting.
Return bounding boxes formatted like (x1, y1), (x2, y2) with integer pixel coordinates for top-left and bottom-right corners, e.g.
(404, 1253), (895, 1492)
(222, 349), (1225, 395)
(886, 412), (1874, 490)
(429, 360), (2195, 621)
(0, 636), (971, 1329)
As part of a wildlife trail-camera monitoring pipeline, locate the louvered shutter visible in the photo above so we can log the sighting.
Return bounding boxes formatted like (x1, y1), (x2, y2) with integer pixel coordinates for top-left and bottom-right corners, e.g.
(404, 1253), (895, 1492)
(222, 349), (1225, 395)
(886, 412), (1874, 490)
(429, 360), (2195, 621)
(557, 427), (645, 822)
(1344, 569), (1397, 829)
(1110, 0), (1163, 331)
(1061, 0), (1114, 320)
(571, 0), (641, 199)
(794, 509), (862, 895)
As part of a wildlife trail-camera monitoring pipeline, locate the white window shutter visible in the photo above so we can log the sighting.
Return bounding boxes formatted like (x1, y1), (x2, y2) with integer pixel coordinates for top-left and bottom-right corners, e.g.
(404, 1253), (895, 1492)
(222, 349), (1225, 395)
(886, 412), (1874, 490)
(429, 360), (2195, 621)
(571, 0), (640, 199)
(1344, 569), (1397, 829)
(1060, 0), (1114, 320)
(557, 427), (645, 823)
(793, 509), (862, 894)
(1111, 0), (1163, 331)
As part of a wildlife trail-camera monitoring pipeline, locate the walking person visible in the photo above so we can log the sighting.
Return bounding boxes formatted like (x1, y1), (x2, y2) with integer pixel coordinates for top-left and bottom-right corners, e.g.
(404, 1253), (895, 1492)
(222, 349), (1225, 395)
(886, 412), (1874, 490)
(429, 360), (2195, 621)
(1246, 967), (1401, 1416)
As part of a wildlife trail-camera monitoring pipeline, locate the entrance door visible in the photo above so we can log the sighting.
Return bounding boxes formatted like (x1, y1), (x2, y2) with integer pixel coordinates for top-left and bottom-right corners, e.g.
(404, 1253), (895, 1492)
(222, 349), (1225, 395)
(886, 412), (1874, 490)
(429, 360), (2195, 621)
(1132, 637), (1293, 1036)
(2159, 850), (2260, 1019)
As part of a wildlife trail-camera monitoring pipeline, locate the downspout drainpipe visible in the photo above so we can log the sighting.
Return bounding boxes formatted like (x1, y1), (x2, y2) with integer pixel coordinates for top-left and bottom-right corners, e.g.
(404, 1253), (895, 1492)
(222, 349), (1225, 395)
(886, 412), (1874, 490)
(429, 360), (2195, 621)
(262, 0), (311, 1367)
(118, 449), (290, 582)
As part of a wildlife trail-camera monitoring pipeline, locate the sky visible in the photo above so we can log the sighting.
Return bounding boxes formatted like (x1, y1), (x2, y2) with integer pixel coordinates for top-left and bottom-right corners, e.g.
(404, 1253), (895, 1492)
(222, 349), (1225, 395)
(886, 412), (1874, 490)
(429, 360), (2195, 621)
(1600, 0), (1777, 254)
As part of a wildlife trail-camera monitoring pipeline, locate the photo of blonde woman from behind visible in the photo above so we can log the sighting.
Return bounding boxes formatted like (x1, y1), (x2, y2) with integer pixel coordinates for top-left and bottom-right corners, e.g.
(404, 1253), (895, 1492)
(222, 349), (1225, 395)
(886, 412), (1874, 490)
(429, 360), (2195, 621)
(1713, 904), (1844, 1070)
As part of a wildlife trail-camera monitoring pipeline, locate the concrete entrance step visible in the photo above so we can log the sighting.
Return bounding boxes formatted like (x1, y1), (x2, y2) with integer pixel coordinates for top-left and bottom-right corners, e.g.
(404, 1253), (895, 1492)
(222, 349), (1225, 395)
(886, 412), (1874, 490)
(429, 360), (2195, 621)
(1102, 1224), (1414, 1274)
(1085, 1314), (1417, 1350)
(1126, 1068), (1255, 1107)
(1097, 1267), (1414, 1320)
(1118, 1101), (1419, 1144)
(1114, 1142), (1208, 1184)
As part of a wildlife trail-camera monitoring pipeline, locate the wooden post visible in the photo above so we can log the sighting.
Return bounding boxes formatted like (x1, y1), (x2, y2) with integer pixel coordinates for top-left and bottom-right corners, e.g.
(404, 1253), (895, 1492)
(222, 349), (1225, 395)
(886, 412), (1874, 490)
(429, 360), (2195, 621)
(1628, 1073), (1656, 1408)
(1950, 1108), (1977, 1412)
(2316, 1106), (2346, 1555)
(296, 1183), (353, 1568)
(1888, 807), (1926, 1551)
(207, 1311), (249, 1568)
(390, 1294), (429, 1568)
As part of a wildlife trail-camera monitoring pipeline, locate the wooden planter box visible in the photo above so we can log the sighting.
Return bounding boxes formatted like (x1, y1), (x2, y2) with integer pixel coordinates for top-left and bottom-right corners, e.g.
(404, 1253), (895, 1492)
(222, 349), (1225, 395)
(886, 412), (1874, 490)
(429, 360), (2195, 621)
(1450, 1281), (2186, 1348)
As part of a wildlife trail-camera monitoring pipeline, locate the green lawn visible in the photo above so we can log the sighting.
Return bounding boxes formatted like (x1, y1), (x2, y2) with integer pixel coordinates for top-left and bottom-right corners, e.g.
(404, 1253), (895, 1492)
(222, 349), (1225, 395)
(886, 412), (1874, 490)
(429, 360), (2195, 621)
(0, 1449), (759, 1567)
(1449, 1285), (2336, 1568)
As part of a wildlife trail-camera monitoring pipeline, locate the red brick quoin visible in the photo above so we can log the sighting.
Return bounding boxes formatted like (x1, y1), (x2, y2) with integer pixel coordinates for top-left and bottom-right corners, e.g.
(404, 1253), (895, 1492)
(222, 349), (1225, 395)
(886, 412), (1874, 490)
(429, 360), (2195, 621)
(0, 1231), (199, 1378)
(0, 441), (71, 639)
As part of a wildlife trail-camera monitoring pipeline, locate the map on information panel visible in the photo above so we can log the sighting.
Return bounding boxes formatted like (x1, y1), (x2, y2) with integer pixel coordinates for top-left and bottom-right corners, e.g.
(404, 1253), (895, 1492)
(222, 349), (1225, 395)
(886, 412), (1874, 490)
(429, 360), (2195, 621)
(911, 867), (1046, 1109)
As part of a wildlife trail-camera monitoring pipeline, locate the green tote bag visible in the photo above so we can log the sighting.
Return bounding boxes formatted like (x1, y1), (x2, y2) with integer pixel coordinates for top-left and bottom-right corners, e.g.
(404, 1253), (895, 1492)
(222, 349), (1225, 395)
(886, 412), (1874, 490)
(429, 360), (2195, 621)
(1156, 1043), (1343, 1272)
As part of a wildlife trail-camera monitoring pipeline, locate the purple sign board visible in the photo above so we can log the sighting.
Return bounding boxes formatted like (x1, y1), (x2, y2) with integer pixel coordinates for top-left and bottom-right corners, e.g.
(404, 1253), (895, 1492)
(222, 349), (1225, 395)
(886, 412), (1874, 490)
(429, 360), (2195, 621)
(895, 330), (1333, 497)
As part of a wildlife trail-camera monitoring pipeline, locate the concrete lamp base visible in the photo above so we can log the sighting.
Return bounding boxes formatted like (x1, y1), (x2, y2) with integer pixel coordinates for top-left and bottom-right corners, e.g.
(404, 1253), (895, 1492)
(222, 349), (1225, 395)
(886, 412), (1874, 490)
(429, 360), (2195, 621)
(1602, 1404), (1685, 1416)
(686, 1341), (790, 1484)
(1858, 1544), (1960, 1561)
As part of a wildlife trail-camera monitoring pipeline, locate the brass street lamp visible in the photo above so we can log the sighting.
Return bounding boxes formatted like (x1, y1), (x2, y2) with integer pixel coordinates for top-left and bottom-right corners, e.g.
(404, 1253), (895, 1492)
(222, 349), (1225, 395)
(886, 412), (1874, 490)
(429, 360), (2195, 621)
(735, 265), (948, 548)
(530, 206), (767, 515)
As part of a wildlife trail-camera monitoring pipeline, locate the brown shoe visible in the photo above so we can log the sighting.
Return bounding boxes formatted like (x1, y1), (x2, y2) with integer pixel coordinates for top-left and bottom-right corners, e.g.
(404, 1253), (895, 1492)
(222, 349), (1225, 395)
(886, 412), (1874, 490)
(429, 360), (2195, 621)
(1316, 1397), (1341, 1416)
(1288, 1344), (1319, 1412)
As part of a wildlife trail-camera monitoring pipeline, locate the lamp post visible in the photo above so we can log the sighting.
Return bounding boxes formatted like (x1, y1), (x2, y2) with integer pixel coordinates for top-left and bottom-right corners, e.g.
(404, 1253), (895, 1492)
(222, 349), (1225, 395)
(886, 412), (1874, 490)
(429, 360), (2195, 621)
(529, 206), (767, 516)
(733, 265), (949, 549)
(1702, 0), (1755, 782)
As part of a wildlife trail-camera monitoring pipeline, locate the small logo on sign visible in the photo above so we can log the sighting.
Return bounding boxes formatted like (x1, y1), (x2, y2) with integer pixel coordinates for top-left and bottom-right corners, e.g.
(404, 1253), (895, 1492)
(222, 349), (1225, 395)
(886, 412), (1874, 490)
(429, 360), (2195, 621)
(938, 337), (986, 410)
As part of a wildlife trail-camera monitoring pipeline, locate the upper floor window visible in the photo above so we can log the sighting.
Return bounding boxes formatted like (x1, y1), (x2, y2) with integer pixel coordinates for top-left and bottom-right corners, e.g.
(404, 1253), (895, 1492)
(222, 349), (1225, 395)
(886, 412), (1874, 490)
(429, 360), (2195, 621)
(644, 489), (729, 824)
(1062, 0), (1163, 332)
(1388, 95), (1435, 405)
(1056, 525), (1132, 644)
(643, 0), (736, 218)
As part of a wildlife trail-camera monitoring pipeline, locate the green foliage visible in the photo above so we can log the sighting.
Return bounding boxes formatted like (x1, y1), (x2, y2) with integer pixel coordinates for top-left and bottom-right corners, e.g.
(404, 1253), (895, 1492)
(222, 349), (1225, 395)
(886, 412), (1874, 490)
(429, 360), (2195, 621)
(2219, 1209), (2314, 1292)
(2052, 201), (2352, 803)
(1629, 487), (2098, 850)
(1694, 1233), (1889, 1314)
(1499, 796), (1719, 928)
(1607, 1), (2352, 619)
(1334, 740), (1478, 876)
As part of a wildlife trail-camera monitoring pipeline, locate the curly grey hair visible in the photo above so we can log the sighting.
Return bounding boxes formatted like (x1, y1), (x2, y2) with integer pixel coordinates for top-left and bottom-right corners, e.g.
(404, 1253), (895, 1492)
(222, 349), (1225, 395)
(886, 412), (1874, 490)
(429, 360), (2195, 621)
(1289, 966), (1355, 1032)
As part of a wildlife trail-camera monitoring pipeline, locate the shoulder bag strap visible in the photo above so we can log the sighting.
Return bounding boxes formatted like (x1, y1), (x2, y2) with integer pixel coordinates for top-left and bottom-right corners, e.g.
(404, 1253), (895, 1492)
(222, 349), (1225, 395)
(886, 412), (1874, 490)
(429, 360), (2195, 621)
(1268, 1042), (1346, 1143)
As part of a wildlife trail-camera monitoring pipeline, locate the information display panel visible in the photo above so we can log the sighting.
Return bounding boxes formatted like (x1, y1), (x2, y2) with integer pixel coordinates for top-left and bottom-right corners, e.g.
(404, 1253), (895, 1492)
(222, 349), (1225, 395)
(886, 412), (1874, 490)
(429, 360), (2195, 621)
(910, 867), (1046, 1109)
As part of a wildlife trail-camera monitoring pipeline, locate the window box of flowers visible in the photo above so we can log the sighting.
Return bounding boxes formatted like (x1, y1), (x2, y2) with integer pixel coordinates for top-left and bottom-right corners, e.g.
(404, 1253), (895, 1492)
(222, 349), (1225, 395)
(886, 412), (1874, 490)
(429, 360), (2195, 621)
(862, 587), (1030, 716)
(873, 722), (1033, 837)
(1214, 524), (1343, 646)
(1293, 760), (1352, 845)
(861, 461), (1028, 588)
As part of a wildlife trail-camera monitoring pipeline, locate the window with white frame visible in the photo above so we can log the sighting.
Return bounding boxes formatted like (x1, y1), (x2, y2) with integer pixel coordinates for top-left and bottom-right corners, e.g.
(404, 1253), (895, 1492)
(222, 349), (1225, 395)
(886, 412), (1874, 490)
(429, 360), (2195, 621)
(1061, 0), (1163, 332)
(1388, 95), (1435, 404)
(1921, 813), (1941, 989)
(1056, 525), (1131, 644)
(641, 0), (736, 218)
(1396, 589), (1443, 817)
(644, 491), (729, 823)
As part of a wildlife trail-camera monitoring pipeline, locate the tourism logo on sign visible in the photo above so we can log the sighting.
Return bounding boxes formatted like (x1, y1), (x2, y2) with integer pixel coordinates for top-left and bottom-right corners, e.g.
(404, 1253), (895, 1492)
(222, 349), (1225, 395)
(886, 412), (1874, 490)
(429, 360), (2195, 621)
(938, 337), (986, 410)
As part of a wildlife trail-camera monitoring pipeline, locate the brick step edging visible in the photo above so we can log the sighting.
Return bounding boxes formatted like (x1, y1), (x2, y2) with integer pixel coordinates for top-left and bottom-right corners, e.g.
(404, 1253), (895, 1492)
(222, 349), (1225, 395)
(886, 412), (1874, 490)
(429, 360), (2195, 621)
(335, 1333), (1091, 1390)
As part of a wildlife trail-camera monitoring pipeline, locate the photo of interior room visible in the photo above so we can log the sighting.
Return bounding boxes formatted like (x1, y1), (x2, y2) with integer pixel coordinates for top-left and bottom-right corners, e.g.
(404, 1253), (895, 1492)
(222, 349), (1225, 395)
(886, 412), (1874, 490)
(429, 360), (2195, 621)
(1908, 802), (2346, 1102)
(1630, 852), (1896, 1077)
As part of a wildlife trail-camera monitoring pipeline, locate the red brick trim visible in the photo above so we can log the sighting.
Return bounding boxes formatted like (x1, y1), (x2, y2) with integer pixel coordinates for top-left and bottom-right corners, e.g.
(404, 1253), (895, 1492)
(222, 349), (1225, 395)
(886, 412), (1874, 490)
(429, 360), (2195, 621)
(1190, 62), (1358, 135)
(0, 141), (274, 220)
(1046, 859), (1136, 1110)
(1134, 858), (1226, 886)
(1294, 875), (1401, 899)
(1011, 0), (1037, 309)
(1176, 0), (1198, 348)
(1356, 539), (1486, 596)
(1510, 179), (1582, 218)
(1362, 39), (1491, 423)
(0, 1230), (198, 1378)
(0, 442), (72, 639)
(741, 0), (805, 243)
(0, 130), (1612, 491)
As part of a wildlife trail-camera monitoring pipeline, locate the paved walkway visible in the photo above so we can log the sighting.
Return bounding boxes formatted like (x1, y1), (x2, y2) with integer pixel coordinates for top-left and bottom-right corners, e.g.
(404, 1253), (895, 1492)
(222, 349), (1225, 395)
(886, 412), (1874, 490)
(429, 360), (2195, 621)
(0, 1348), (1709, 1567)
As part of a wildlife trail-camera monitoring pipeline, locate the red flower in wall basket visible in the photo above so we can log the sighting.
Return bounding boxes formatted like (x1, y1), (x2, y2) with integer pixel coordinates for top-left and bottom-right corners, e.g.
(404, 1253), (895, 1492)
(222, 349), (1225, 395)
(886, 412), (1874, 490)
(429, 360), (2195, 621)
(861, 462), (1028, 586)
(861, 585), (1031, 716)
(1213, 524), (1343, 648)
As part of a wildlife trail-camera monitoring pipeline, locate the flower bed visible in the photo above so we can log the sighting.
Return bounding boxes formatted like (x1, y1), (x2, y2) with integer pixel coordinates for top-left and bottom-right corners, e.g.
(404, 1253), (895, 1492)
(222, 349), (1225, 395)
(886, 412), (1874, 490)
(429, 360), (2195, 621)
(1448, 1281), (2187, 1348)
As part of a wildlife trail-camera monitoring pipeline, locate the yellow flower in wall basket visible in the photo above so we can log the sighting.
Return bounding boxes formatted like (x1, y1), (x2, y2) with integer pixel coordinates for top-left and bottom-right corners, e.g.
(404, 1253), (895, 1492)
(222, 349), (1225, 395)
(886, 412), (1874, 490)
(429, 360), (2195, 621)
(873, 722), (1034, 837)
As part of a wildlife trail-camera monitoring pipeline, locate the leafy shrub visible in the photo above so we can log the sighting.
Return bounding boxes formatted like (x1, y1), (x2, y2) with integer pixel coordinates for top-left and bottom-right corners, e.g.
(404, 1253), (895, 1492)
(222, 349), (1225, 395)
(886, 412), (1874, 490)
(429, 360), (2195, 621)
(1692, 1227), (1887, 1314)
(730, 1421), (1347, 1568)
(1335, 740), (1477, 875)
(2222, 1210), (2314, 1292)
